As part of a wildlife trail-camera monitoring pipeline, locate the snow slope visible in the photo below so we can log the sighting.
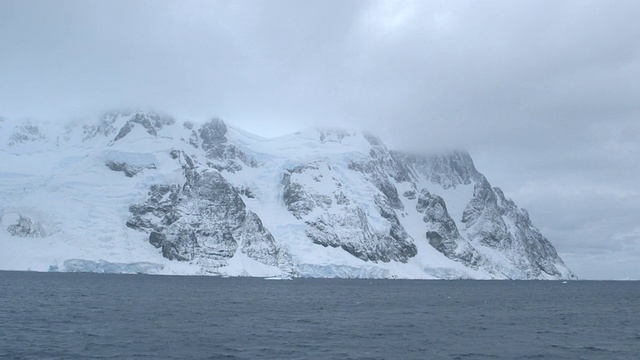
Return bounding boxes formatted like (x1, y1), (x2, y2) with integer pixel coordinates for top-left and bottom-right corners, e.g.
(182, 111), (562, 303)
(0, 112), (575, 279)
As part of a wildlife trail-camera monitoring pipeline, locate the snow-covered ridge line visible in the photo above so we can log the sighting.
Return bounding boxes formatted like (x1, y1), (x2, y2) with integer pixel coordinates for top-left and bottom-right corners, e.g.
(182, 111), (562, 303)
(0, 111), (575, 279)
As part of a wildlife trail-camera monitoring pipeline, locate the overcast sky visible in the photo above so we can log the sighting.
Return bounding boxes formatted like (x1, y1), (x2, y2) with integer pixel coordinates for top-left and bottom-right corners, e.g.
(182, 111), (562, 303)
(1, 0), (639, 279)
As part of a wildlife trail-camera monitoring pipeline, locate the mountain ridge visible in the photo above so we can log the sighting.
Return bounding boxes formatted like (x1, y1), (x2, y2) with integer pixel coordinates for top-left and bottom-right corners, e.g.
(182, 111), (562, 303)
(0, 111), (576, 279)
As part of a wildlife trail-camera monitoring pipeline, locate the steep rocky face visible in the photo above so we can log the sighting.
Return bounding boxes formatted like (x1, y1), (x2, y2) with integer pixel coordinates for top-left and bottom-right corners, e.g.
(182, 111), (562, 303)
(127, 145), (291, 273)
(240, 211), (291, 267)
(305, 203), (417, 263)
(181, 121), (200, 148)
(199, 118), (258, 169)
(416, 189), (483, 267)
(460, 176), (570, 278)
(462, 176), (511, 248)
(275, 130), (572, 278)
(350, 137), (411, 207)
(0, 113), (574, 279)
(493, 188), (567, 278)
(199, 118), (228, 148)
(281, 162), (334, 219)
(281, 137), (418, 263)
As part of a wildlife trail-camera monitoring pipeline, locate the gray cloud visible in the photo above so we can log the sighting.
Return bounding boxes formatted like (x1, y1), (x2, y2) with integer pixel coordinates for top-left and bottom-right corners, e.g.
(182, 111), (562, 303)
(1, 0), (639, 278)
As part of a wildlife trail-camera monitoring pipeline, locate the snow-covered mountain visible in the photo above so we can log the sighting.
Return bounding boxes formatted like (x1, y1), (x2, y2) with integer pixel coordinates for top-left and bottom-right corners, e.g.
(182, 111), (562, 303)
(0, 111), (576, 279)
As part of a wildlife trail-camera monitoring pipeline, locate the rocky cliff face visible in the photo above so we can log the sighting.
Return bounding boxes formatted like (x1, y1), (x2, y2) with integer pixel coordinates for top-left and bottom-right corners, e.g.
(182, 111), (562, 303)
(126, 146), (291, 273)
(0, 111), (576, 279)
(281, 158), (417, 264)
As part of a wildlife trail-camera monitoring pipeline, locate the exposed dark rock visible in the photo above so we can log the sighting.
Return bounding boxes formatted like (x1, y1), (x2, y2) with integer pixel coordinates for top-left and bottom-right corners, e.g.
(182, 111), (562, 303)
(282, 173), (316, 219)
(182, 153), (195, 169)
(373, 176), (404, 210)
(198, 118), (257, 168)
(149, 231), (166, 248)
(187, 130), (199, 148)
(7, 215), (48, 238)
(334, 191), (350, 205)
(461, 176), (575, 278)
(417, 190), (458, 237)
(199, 118), (228, 148)
(238, 186), (256, 199)
(113, 121), (134, 142)
(118, 122), (574, 278)
(374, 194), (417, 260)
(348, 162), (405, 210)
(128, 165), (290, 271)
(305, 206), (417, 263)
(1, 113), (574, 279)
(318, 129), (353, 143)
(285, 150), (417, 263)
(240, 211), (291, 268)
(113, 112), (175, 142)
(348, 141), (409, 210)
(403, 190), (416, 200)
(415, 189), (484, 267)
(105, 160), (156, 177)
(169, 150), (196, 170)
(281, 163), (338, 219)
(462, 176), (512, 248)
(208, 160), (242, 173)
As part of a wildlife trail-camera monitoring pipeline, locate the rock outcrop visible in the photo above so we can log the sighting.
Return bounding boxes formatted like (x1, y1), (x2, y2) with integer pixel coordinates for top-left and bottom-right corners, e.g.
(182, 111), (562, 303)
(0, 113), (575, 279)
(7, 215), (48, 238)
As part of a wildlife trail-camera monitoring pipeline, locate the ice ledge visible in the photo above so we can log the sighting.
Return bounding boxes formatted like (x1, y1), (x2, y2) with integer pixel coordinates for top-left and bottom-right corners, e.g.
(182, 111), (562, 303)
(50, 259), (164, 274)
(296, 264), (393, 279)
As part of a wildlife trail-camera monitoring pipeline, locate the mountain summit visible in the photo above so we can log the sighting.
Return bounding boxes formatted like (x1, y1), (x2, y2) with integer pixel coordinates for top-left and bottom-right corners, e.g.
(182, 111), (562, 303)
(0, 111), (575, 279)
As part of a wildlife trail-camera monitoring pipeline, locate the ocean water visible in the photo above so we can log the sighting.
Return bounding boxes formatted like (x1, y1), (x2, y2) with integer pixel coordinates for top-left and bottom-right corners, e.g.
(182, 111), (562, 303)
(0, 272), (639, 359)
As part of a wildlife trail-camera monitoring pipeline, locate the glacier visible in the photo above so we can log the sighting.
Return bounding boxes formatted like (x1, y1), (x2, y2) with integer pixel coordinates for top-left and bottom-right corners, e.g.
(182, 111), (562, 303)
(0, 111), (576, 279)
(51, 259), (165, 275)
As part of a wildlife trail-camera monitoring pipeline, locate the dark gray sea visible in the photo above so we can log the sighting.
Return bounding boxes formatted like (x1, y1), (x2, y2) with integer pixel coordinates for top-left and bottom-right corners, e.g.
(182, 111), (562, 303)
(1, 271), (639, 359)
